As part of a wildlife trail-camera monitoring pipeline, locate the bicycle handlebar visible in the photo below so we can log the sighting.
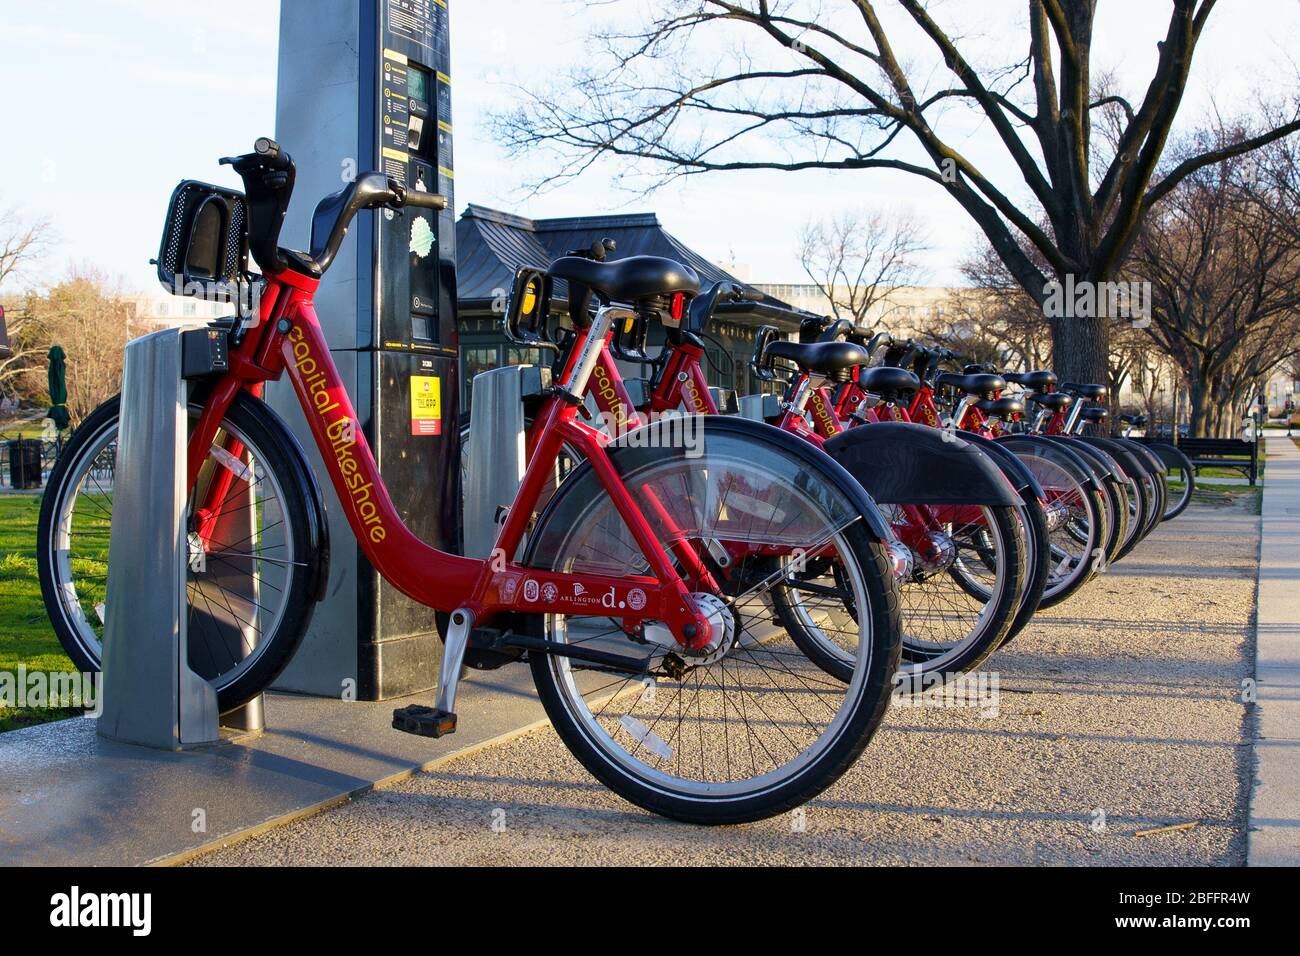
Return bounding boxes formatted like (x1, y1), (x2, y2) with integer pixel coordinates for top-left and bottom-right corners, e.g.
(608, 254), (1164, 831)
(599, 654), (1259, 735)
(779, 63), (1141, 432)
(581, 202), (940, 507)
(688, 281), (772, 333)
(221, 139), (449, 276)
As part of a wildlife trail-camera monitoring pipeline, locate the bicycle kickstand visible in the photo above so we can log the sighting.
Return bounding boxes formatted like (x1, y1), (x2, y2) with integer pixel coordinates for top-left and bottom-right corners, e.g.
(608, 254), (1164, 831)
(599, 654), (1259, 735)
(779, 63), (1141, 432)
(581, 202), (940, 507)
(391, 607), (474, 738)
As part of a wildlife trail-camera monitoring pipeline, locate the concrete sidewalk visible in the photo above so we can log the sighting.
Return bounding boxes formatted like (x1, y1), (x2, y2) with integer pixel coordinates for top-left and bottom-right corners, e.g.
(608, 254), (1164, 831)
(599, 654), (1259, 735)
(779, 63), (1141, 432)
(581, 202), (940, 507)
(0, 668), (553, 866)
(1248, 434), (1300, 865)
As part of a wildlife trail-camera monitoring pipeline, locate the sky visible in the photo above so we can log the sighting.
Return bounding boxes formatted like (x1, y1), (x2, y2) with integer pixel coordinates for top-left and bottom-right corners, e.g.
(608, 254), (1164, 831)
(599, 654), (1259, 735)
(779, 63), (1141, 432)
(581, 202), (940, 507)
(1, 0), (1297, 296)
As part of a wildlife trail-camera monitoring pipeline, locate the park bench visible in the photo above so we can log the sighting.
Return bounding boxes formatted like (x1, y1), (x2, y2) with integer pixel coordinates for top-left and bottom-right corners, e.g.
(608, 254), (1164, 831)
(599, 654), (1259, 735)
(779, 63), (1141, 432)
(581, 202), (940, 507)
(1135, 435), (1261, 485)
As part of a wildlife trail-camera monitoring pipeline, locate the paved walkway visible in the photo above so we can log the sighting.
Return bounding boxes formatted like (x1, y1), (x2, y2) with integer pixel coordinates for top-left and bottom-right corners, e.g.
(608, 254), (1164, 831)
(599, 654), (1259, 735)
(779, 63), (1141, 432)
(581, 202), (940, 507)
(195, 497), (1259, 866)
(1248, 434), (1300, 865)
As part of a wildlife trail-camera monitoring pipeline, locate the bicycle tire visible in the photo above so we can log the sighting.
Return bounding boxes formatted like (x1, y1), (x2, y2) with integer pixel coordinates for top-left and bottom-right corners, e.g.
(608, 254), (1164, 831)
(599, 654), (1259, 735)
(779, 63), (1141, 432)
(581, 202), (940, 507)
(525, 415), (901, 824)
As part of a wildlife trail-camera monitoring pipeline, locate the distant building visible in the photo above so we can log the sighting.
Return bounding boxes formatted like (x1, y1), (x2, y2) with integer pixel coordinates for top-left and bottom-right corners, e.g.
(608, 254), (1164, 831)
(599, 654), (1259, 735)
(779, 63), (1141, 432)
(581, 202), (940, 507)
(752, 283), (963, 338)
(127, 292), (227, 327)
(1264, 368), (1299, 417)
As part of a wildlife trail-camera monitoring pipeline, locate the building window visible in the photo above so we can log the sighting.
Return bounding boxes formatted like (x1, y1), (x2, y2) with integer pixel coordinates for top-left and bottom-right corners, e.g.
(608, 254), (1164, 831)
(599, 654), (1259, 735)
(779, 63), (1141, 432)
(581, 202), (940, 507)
(461, 346), (500, 403)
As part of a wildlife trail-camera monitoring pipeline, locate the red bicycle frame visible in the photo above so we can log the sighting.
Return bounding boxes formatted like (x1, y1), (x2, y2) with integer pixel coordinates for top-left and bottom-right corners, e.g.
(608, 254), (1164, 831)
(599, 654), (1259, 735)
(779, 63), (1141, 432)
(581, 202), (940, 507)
(185, 268), (718, 651)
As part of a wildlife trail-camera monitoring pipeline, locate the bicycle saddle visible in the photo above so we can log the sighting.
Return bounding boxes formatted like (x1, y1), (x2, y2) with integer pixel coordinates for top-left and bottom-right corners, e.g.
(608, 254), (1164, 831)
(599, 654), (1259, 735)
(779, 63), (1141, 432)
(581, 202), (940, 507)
(1080, 406), (1108, 422)
(546, 255), (700, 302)
(767, 339), (871, 380)
(858, 365), (920, 397)
(976, 396), (1025, 418)
(1060, 381), (1108, 400)
(1026, 391), (1072, 411)
(1004, 370), (1057, 390)
(936, 372), (1005, 396)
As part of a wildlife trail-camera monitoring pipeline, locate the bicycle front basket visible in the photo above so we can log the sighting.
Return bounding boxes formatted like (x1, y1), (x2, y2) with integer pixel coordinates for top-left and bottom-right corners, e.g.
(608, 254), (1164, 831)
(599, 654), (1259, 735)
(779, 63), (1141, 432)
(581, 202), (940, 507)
(156, 180), (250, 301)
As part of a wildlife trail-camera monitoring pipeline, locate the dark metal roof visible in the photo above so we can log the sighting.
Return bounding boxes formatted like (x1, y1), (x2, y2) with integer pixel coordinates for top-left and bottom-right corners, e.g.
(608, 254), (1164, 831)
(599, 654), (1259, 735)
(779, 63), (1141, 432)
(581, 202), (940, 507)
(456, 204), (783, 313)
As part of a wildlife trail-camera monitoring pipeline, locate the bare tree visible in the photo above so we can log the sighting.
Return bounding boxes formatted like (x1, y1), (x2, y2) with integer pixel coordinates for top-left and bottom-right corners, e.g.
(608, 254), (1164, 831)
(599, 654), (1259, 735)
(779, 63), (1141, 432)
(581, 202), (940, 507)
(950, 242), (1052, 371)
(19, 269), (133, 423)
(0, 208), (52, 402)
(1128, 134), (1300, 436)
(797, 206), (926, 327)
(496, 0), (1300, 387)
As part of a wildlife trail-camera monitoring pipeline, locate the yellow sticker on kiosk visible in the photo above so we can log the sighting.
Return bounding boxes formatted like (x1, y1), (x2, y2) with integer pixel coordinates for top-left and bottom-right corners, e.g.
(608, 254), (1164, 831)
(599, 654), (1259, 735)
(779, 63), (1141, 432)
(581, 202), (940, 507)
(410, 375), (442, 435)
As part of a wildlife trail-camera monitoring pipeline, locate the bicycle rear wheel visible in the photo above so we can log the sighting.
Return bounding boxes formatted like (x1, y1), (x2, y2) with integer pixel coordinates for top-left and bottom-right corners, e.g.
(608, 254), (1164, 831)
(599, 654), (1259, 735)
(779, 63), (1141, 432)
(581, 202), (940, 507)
(525, 416), (901, 824)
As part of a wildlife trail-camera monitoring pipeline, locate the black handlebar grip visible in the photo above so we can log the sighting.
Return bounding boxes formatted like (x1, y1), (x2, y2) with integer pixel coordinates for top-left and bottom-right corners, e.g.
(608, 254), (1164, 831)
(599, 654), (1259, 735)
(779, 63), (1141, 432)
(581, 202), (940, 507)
(253, 137), (291, 171)
(404, 191), (449, 211)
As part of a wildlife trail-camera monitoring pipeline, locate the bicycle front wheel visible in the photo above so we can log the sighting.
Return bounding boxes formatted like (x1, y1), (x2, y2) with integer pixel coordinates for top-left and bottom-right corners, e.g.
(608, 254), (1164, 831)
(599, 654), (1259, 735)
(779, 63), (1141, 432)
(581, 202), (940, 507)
(37, 392), (319, 712)
(525, 416), (901, 824)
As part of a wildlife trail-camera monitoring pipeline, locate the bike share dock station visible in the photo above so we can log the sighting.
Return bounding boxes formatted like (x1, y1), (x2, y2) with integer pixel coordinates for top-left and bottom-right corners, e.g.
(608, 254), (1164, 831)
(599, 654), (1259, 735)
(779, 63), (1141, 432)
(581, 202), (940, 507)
(0, 0), (553, 867)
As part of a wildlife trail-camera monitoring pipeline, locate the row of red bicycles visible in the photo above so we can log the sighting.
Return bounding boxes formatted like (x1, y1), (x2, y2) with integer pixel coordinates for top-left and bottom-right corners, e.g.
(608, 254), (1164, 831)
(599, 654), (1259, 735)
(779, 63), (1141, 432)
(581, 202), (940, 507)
(489, 242), (1196, 700)
(36, 144), (1194, 824)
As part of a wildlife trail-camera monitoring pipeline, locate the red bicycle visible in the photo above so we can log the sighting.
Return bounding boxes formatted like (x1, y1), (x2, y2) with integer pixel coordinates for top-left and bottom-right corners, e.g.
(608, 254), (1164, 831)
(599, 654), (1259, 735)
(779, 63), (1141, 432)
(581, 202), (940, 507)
(38, 141), (904, 824)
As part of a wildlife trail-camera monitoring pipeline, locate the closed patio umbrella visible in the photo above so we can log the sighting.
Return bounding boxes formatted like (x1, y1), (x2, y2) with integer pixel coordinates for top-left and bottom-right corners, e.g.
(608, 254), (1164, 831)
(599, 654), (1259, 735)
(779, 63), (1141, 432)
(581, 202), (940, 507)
(47, 344), (70, 430)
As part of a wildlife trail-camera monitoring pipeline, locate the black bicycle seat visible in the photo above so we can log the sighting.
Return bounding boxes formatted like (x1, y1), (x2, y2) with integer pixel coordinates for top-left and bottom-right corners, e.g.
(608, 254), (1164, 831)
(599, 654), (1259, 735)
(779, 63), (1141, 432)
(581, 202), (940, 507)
(976, 396), (1025, 418)
(1060, 381), (1107, 400)
(547, 255), (700, 302)
(1080, 406), (1108, 422)
(767, 339), (871, 379)
(858, 365), (920, 396)
(1004, 370), (1057, 390)
(936, 372), (1005, 395)
(1026, 391), (1073, 411)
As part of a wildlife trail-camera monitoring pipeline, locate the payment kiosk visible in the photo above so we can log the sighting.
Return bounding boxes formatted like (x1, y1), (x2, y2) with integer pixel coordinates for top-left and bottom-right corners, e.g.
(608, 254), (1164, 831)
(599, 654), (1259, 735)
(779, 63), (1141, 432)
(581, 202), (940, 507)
(271, 0), (459, 699)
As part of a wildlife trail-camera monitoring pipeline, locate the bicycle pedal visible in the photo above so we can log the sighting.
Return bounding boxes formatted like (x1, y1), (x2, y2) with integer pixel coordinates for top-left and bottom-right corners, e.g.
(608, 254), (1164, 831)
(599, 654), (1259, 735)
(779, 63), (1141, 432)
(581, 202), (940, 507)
(391, 704), (457, 738)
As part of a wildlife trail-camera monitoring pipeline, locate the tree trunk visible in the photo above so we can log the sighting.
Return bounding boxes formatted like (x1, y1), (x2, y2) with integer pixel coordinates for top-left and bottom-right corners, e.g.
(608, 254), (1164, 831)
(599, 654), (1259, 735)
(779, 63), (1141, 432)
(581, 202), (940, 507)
(1048, 316), (1110, 387)
(1189, 375), (1214, 438)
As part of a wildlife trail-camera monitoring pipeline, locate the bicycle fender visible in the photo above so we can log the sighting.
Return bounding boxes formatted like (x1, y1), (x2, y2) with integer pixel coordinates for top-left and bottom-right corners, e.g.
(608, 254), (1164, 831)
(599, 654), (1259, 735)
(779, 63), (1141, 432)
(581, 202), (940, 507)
(823, 421), (1020, 507)
(232, 391), (331, 602)
(950, 429), (1046, 501)
(1034, 435), (1125, 484)
(703, 415), (896, 542)
(1114, 437), (1167, 476)
(995, 434), (1103, 491)
(1076, 436), (1145, 480)
(1136, 440), (1191, 473)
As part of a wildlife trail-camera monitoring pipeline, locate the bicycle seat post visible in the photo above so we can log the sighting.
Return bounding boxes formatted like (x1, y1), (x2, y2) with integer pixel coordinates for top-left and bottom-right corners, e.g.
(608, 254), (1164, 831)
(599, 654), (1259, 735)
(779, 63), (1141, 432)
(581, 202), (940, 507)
(563, 305), (629, 400)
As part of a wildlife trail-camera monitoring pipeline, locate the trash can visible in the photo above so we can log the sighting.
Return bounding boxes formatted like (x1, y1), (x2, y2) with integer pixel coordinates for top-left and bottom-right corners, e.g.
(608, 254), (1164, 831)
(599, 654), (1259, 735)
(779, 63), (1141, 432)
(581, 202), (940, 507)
(8, 439), (43, 489)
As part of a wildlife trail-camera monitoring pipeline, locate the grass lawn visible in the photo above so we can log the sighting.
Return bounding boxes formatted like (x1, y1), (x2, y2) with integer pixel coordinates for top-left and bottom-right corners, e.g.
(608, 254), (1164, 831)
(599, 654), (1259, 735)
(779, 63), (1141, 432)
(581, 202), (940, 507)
(0, 493), (84, 731)
(1196, 464), (1262, 479)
